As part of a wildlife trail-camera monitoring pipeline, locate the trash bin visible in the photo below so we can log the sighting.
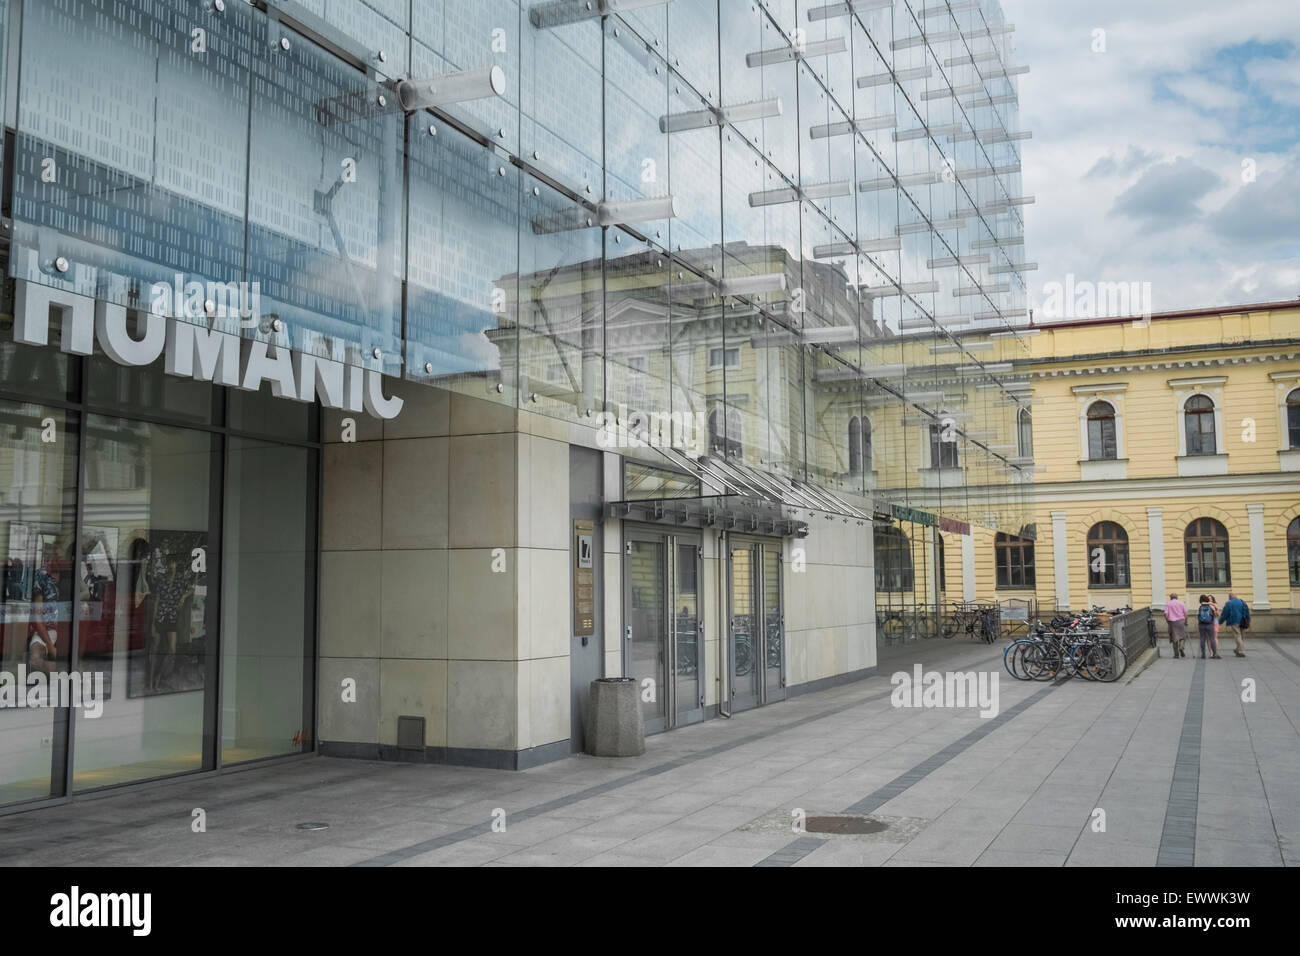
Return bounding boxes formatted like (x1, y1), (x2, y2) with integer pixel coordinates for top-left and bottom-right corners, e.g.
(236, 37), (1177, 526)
(585, 677), (644, 757)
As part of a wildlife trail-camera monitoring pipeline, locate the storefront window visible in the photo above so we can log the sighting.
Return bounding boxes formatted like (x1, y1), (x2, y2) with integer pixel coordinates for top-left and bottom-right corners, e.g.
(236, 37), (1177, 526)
(221, 438), (317, 763)
(0, 402), (79, 807)
(71, 416), (220, 791)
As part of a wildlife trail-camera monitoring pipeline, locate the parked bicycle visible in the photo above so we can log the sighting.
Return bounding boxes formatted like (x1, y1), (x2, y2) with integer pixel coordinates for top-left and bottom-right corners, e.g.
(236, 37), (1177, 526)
(941, 602), (998, 643)
(1003, 619), (1128, 682)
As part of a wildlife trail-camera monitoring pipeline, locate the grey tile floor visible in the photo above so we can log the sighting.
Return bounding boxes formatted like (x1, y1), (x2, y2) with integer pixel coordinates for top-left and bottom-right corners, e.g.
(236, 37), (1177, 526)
(2, 635), (1296, 867)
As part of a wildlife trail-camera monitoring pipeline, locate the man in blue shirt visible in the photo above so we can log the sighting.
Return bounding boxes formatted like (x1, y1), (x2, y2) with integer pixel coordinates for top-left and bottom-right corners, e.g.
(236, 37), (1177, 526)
(1218, 591), (1251, 658)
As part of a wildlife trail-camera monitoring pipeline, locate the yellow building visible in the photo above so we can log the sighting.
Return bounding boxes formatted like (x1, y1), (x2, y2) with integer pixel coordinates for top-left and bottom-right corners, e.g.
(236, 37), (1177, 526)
(947, 301), (1300, 619)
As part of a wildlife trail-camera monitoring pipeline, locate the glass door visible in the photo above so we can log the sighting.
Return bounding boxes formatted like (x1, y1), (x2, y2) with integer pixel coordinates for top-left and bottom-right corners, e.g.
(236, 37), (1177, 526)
(729, 538), (784, 711)
(728, 543), (760, 711)
(672, 540), (705, 727)
(625, 535), (667, 733)
(762, 546), (785, 703)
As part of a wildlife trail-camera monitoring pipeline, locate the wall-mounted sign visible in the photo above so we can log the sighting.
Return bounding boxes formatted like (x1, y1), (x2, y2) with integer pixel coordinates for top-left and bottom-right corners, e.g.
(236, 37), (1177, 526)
(573, 519), (595, 636)
(11, 279), (404, 420)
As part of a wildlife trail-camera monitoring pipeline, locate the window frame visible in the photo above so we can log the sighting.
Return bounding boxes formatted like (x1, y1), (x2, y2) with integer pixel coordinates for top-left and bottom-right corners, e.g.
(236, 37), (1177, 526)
(1183, 394), (1218, 457)
(1086, 521), (1130, 589)
(707, 346), (740, 371)
(994, 532), (1036, 589)
(928, 422), (959, 470)
(1288, 516), (1300, 587)
(1086, 400), (1118, 461)
(1184, 517), (1231, 587)
(873, 525), (915, 592)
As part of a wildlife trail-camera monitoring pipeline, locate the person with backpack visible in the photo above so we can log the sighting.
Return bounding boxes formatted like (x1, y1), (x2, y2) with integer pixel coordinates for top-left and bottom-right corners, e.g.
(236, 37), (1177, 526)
(1219, 590), (1251, 658)
(1206, 594), (1221, 658)
(1195, 595), (1216, 659)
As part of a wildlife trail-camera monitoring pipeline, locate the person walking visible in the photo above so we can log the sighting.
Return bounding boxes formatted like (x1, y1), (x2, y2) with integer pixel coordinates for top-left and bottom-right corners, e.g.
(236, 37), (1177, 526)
(1195, 594), (1216, 659)
(1207, 594), (1222, 658)
(1219, 590), (1251, 658)
(1163, 593), (1188, 658)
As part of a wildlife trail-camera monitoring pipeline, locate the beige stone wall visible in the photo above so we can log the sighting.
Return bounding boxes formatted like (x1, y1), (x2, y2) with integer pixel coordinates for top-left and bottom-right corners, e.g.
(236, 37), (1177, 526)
(317, 382), (572, 760)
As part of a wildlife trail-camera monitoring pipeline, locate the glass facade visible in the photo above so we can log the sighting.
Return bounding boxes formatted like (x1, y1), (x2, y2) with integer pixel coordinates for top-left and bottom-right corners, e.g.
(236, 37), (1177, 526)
(1, 0), (1036, 798)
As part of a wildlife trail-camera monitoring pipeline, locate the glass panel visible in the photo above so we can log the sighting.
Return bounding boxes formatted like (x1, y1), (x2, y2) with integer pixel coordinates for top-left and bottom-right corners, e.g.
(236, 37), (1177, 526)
(12, 0), (250, 330)
(0, 402), (77, 807)
(626, 539), (666, 726)
(222, 438), (315, 763)
(522, 10), (603, 194)
(0, 309), (75, 404)
(87, 347), (215, 427)
(674, 543), (699, 719)
(729, 545), (758, 701)
(405, 117), (519, 405)
(227, 383), (314, 441)
(518, 176), (603, 423)
(72, 416), (218, 790)
(246, 11), (403, 373)
(763, 547), (781, 696)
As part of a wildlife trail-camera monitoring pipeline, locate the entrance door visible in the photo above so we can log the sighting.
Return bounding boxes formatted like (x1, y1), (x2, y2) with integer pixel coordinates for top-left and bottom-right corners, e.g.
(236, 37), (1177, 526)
(625, 534), (668, 733)
(728, 539), (784, 711)
(624, 529), (704, 734)
(671, 540), (706, 726)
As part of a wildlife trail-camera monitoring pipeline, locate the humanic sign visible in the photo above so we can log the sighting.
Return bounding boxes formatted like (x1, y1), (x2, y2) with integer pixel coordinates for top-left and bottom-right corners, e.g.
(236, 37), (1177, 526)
(12, 279), (404, 420)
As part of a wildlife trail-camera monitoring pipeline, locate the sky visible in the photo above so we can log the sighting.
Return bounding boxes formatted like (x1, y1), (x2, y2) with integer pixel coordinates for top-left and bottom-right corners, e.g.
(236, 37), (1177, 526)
(999, 0), (1300, 316)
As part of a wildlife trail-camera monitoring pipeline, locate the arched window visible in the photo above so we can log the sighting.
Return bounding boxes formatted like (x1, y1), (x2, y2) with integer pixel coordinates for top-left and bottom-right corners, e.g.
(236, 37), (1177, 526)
(1287, 389), (1300, 450)
(874, 525), (914, 591)
(848, 417), (862, 475)
(1086, 401), (1117, 460)
(995, 532), (1035, 588)
(1288, 517), (1300, 587)
(1087, 521), (1130, 588)
(1184, 395), (1217, 456)
(862, 417), (873, 472)
(1017, 408), (1033, 459)
(1185, 518), (1230, 586)
(935, 532), (946, 592)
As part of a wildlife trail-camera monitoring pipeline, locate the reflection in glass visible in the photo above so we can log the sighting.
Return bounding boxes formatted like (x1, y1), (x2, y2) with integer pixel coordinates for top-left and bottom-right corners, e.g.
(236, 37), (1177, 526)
(72, 417), (218, 791)
(0, 403), (77, 806)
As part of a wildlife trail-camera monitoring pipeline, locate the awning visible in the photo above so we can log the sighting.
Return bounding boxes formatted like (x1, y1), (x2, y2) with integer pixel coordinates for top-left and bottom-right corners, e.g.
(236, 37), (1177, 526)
(607, 443), (873, 538)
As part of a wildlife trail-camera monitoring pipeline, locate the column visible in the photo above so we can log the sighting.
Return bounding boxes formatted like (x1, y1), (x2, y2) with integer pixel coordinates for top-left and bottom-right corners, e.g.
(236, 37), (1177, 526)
(1246, 503), (1271, 609)
(961, 532), (976, 603)
(1051, 510), (1069, 610)
(1147, 507), (1165, 607)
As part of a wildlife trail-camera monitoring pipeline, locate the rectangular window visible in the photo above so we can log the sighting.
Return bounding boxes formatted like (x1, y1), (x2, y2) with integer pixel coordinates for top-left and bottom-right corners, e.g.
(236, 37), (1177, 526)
(996, 537), (1036, 589)
(708, 347), (740, 370)
(930, 426), (959, 469)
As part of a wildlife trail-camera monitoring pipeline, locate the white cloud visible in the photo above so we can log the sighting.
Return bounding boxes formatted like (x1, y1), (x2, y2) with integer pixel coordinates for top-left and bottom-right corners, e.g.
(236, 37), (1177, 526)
(999, 0), (1300, 313)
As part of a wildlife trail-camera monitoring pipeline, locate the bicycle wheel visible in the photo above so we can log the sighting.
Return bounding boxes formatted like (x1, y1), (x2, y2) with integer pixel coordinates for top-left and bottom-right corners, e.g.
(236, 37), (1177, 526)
(1086, 642), (1127, 682)
(1005, 641), (1036, 680)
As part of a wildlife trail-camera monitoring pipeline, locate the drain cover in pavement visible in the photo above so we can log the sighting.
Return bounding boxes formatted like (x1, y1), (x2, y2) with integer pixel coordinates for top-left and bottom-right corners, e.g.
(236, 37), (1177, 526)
(805, 815), (888, 835)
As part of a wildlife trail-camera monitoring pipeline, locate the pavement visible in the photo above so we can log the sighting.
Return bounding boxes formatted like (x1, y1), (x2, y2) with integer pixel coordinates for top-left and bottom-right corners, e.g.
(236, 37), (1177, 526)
(2, 635), (1297, 867)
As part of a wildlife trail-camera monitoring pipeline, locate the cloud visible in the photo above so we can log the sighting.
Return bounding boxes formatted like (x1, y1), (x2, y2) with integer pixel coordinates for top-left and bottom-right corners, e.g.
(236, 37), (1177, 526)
(1206, 150), (1300, 244)
(1000, 0), (1300, 310)
(1085, 146), (1159, 179)
(1111, 157), (1223, 227)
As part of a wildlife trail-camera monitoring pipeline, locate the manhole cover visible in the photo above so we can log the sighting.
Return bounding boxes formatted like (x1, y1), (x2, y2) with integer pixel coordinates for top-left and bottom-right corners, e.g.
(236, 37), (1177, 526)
(805, 815), (888, 835)
(295, 822), (330, 831)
